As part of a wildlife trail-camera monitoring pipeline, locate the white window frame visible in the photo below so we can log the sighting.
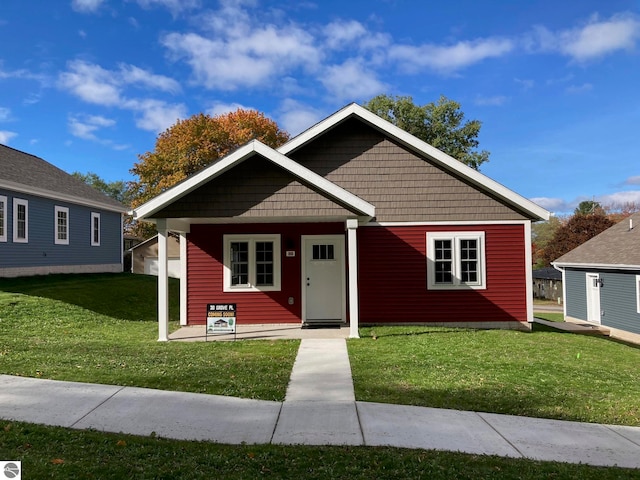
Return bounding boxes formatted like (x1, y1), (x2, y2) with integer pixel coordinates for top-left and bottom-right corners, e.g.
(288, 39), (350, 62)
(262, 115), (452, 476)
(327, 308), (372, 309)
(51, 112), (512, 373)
(91, 212), (100, 246)
(636, 275), (640, 314)
(426, 231), (486, 290)
(54, 206), (70, 245)
(0, 195), (6, 242)
(223, 234), (281, 292)
(13, 198), (28, 243)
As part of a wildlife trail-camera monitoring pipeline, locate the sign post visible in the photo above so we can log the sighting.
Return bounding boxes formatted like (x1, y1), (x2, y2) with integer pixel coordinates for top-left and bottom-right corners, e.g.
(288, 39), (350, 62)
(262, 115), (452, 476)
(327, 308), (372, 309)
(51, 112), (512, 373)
(206, 304), (237, 341)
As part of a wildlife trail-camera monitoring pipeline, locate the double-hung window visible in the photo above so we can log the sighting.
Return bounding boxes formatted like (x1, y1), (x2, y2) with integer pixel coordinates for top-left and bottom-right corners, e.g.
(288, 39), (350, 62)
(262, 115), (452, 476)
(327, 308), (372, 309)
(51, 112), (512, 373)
(55, 206), (69, 245)
(13, 198), (28, 243)
(0, 195), (6, 242)
(223, 234), (281, 291)
(427, 232), (486, 290)
(91, 212), (100, 246)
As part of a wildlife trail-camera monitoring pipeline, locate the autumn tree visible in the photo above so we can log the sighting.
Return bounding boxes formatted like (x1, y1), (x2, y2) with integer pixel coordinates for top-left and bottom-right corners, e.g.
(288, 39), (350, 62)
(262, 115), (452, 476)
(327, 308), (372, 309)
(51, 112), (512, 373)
(363, 94), (489, 170)
(129, 109), (290, 208)
(532, 215), (563, 268)
(542, 213), (614, 265)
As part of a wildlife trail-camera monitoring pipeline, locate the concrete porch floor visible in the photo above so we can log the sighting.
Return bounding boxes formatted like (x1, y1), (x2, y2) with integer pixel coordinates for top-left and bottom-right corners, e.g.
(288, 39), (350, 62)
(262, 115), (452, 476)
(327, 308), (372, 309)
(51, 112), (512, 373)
(169, 324), (351, 341)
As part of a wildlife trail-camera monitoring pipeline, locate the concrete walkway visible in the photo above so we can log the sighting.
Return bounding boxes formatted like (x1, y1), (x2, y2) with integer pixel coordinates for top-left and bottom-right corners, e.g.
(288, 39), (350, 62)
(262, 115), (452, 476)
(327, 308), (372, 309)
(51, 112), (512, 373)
(1, 339), (640, 469)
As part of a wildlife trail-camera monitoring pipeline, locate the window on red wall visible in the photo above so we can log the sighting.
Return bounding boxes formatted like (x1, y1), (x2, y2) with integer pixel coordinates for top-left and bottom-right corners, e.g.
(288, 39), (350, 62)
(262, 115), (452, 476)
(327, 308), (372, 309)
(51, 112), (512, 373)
(223, 234), (281, 292)
(426, 232), (486, 290)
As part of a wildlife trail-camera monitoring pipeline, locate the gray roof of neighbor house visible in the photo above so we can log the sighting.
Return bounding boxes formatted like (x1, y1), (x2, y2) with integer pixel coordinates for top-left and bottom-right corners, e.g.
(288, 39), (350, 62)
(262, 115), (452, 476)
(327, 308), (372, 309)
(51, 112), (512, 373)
(533, 267), (562, 280)
(0, 144), (124, 212)
(553, 211), (640, 269)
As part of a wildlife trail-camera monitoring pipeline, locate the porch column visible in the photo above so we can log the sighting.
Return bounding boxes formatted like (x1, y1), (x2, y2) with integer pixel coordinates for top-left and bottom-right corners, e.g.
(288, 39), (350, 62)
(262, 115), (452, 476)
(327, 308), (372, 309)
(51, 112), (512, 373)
(346, 219), (360, 338)
(157, 219), (169, 342)
(524, 220), (534, 324)
(179, 232), (188, 326)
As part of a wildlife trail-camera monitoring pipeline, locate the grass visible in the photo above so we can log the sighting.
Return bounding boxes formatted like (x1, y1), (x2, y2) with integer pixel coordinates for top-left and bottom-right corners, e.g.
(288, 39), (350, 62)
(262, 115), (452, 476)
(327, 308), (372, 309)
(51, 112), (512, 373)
(0, 274), (298, 401)
(349, 326), (640, 426)
(2, 421), (638, 480)
(534, 312), (564, 322)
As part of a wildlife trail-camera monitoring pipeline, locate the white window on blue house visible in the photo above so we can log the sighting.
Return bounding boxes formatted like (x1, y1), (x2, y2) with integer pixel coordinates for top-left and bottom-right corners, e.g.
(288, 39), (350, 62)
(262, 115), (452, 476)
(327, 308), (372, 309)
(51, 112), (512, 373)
(223, 234), (281, 292)
(426, 232), (486, 290)
(55, 206), (69, 245)
(0, 195), (6, 242)
(13, 198), (28, 243)
(91, 212), (100, 246)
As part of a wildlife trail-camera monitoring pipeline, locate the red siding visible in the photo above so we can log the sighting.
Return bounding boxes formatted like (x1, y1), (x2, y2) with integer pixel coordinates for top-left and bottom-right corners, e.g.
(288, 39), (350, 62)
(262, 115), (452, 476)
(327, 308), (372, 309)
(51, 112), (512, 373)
(186, 223), (344, 325)
(357, 224), (527, 323)
(186, 222), (528, 325)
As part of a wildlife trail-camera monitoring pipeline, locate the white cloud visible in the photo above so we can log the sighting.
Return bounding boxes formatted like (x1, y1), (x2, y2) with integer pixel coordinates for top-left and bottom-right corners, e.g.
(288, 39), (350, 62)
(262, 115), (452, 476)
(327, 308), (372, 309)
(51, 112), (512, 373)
(624, 176), (640, 185)
(162, 21), (321, 91)
(474, 95), (508, 106)
(321, 59), (387, 101)
(68, 114), (115, 141)
(528, 13), (640, 61)
(514, 78), (535, 90)
(531, 197), (572, 214)
(0, 131), (17, 144)
(566, 83), (593, 94)
(208, 102), (250, 116)
(278, 99), (323, 136)
(71, 0), (105, 13)
(58, 61), (121, 106)
(118, 64), (181, 93)
(123, 98), (187, 133)
(0, 107), (11, 121)
(324, 20), (367, 50)
(597, 190), (640, 207)
(389, 37), (513, 73)
(532, 190), (640, 215)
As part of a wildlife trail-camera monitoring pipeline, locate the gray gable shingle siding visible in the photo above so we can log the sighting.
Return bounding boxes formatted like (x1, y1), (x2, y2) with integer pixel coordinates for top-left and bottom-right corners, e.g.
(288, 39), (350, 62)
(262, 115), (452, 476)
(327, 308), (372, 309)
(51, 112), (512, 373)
(0, 144), (123, 211)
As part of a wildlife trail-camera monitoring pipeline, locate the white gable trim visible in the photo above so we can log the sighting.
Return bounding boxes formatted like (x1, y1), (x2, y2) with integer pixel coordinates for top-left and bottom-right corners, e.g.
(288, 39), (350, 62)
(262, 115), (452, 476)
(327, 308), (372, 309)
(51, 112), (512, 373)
(132, 140), (375, 220)
(279, 103), (549, 222)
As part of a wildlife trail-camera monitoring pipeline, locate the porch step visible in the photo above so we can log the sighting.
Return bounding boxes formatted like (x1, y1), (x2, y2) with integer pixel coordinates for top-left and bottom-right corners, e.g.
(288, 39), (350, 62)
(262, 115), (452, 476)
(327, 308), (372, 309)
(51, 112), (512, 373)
(532, 318), (610, 337)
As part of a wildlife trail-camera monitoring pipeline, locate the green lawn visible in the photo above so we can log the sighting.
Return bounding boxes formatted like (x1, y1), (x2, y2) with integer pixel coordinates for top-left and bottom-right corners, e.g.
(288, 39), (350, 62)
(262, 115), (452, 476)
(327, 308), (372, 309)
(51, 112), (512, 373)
(1, 274), (639, 478)
(2, 421), (638, 480)
(534, 312), (564, 322)
(349, 326), (640, 426)
(0, 274), (298, 401)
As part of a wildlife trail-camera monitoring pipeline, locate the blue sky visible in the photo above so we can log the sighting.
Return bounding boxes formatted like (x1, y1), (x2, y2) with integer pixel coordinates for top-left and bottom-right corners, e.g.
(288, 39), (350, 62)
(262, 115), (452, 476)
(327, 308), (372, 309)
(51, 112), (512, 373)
(1, 0), (639, 214)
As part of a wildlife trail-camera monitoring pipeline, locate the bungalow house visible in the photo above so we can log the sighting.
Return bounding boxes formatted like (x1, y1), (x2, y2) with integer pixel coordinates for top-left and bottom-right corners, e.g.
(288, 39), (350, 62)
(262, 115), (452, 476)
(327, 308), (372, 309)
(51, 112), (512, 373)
(131, 104), (549, 340)
(532, 267), (563, 303)
(0, 144), (125, 277)
(553, 212), (640, 344)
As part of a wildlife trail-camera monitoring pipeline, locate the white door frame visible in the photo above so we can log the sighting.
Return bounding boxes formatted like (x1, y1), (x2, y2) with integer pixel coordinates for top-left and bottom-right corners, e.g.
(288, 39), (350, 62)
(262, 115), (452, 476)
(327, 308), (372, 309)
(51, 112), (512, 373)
(301, 235), (346, 324)
(585, 272), (601, 324)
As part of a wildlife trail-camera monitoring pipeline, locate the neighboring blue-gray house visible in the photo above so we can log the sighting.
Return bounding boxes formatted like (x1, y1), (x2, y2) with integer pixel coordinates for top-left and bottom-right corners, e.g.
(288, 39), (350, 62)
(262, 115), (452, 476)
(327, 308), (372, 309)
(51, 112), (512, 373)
(553, 211), (640, 343)
(0, 144), (125, 277)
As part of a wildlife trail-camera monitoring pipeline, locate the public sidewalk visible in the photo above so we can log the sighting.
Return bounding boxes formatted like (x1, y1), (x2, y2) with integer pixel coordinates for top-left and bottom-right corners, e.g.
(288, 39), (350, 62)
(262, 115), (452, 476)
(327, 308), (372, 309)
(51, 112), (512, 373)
(1, 339), (640, 469)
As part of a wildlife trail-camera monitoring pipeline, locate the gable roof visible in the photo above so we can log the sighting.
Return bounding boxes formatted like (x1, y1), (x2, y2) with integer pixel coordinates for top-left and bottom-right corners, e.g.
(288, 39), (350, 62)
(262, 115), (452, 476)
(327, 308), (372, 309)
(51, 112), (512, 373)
(553, 212), (640, 270)
(0, 144), (124, 212)
(132, 140), (375, 221)
(533, 267), (562, 280)
(279, 103), (549, 221)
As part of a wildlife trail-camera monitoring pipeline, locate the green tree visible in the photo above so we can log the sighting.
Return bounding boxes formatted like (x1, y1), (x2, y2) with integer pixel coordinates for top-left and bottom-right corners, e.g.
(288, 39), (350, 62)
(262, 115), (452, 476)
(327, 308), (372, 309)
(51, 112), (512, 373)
(574, 200), (604, 216)
(72, 171), (130, 206)
(363, 94), (489, 170)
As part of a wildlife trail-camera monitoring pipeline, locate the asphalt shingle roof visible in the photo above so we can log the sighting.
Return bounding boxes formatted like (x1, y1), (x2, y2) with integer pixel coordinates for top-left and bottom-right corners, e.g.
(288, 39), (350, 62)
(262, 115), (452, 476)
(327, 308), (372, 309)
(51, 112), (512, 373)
(0, 144), (124, 211)
(553, 211), (640, 268)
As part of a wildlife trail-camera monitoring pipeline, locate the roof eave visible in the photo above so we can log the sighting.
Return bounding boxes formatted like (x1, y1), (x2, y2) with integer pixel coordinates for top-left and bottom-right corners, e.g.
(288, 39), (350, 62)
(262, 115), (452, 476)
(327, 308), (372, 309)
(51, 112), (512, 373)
(552, 261), (640, 271)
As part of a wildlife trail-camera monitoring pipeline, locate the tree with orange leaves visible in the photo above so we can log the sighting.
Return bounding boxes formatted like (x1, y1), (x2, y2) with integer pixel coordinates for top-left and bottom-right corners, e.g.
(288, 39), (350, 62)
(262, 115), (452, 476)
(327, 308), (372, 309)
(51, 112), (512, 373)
(129, 109), (289, 212)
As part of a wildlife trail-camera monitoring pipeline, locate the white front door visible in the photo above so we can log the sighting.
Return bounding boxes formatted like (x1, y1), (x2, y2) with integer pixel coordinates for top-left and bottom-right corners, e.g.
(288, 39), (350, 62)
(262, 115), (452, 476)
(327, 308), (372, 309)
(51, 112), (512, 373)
(586, 273), (601, 324)
(302, 235), (346, 323)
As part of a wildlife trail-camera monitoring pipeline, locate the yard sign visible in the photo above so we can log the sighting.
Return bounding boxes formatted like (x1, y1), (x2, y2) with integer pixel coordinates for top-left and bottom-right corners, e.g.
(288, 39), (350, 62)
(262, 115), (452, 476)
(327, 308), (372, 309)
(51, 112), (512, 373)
(206, 304), (237, 336)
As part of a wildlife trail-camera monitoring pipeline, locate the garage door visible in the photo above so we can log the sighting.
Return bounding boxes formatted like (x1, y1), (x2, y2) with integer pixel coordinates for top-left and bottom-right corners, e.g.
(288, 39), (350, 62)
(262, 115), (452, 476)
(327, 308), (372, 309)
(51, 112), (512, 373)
(144, 257), (181, 278)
